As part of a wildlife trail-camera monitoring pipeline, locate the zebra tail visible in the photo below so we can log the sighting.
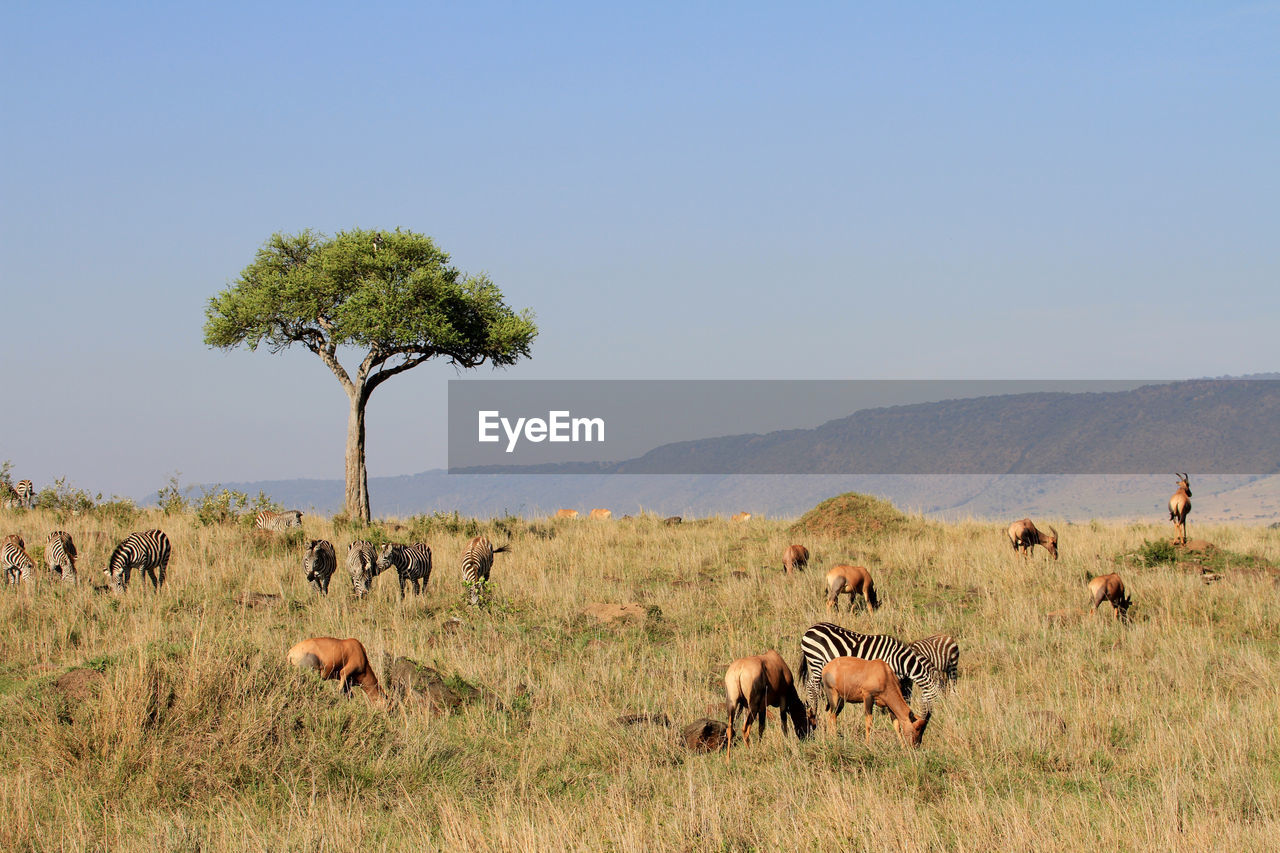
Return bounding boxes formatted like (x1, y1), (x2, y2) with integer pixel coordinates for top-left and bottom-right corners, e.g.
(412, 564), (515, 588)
(493, 543), (512, 554)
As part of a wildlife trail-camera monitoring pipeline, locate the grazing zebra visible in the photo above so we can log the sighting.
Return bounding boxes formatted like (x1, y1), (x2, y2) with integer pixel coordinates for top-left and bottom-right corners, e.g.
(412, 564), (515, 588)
(106, 529), (171, 591)
(255, 509), (303, 531)
(303, 539), (337, 594)
(797, 622), (940, 718)
(2, 480), (33, 509)
(376, 542), (432, 600)
(461, 536), (509, 606)
(907, 633), (960, 689)
(347, 540), (380, 598)
(46, 530), (78, 584)
(2, 534), (36, 584)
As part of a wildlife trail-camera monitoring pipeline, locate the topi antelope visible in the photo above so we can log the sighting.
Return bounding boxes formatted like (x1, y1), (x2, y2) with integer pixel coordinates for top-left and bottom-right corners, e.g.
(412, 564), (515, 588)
(1088, 573), (1132, 621)
(783, 544), (810, 574)
(1169, 473), (1192, 546)
(820, 656), (928, 748)
(724, 650), (813, 757)
(287, 637), (385, 703)
(1007, 519), (1058, 560)
(825, 565), (880, 612)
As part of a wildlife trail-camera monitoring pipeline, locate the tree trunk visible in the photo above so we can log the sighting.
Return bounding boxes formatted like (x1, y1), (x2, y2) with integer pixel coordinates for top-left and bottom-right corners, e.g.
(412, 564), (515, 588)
(345, 394), (371, 522)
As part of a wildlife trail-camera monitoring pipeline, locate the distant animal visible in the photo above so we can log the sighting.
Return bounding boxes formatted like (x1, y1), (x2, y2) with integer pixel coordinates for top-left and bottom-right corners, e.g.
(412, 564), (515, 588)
(105, 529), (171, 591)
(723, 650), (812, 756)
(347, 540), (380, 598)
(798, 622), (940, 719)
(303, 539), (337, 594)
(907, 634), (960, 688)
(1169, 473), (1192, 546)
(554, 509), (579, 519)
(254, 509), (302, 531)
(589, 508), (612, 520)
(783, 544), (810, 574)
(2, 534), (36, 584)
(663, 516), (683, 526)
(462, 535), (509, 606)
(1088, 573), (1132, 621)
(730, 512), (751, 523)
(821, 656), (929, 747)
(287, 637), (385, 703)
(13, 480), (33, 509)
(46, 530), (78, 584)
(1007, 518), (1059, 560)
(825, 564), (879, 611)
(377, 542), (432, 600)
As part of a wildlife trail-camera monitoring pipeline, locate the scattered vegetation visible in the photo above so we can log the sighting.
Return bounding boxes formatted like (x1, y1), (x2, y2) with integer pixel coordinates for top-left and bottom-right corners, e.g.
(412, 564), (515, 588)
(791, 491), (914, 539)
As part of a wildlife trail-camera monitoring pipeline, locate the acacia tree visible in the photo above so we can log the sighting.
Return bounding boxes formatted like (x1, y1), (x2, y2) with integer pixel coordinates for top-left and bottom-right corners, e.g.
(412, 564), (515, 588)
(204, 228), (537, 522)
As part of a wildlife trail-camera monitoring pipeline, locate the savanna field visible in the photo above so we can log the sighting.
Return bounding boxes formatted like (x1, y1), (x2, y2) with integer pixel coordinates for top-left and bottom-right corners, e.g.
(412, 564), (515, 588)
(1, 496), (1278, 852)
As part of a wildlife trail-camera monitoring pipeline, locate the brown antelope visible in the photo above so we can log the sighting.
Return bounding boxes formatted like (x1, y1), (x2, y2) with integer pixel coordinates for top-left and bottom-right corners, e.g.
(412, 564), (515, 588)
(1088, 573), (1132, 621)
(820, 656), (928, 748)
(1169, 473), (1192, 545)
(554, 509), (579, 519)
(723, 650), (813, 756)
(589, 508), (612, 520)
(783, 544), (810, 574)
(825, 565), (880, 612)
(1007, 518), (1059, 560)
(287, 637), (386, 703)
(731, 512), (752, 523)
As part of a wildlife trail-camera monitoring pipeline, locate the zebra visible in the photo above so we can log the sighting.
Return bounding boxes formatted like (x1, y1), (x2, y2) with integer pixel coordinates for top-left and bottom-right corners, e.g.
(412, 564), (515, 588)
(2, 480), (33, 509)
(303, 539), (337, 594)
(105, 529), (171, 591)
(797, 622), (940, 719)
(461, 536), (509, 606)
(907, 633), (960, 689)
(46, 530), (78, 584)
(255, 509), (303, 531)
(2, 534), (36, 584)
(376, 542), (432, 600)
(347, 540), (380, 598)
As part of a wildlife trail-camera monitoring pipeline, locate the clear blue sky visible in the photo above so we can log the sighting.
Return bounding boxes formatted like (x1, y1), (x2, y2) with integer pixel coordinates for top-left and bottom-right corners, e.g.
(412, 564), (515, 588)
(2, 1), (1276, 497)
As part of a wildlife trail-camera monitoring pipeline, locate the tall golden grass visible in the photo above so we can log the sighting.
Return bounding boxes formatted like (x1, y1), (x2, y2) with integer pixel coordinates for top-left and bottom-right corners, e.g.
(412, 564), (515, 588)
(0, 506), (1276, 850)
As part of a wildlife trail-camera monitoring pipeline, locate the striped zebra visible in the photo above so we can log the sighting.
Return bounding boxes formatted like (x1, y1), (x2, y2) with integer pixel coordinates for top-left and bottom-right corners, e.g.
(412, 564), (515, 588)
(376, 542), (432, 600)
(798, 622), (940, 719)
(106, 529), (171, 591)
(2, 480), (33, 509)
(3, 534), (36, 584)
(303, 539), (337, 594)
(908, 634), (960, 689)
(46, 530), (78, 584)
(255, 509), (302, 531)
(347, 540), (380, 598)
(461, 536), (509, 607)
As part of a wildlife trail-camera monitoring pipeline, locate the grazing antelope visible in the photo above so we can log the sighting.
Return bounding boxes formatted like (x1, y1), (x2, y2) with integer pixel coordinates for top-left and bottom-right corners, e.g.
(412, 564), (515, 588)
(1007, 518), (1059, 560)
(554, 509), (579, 519)
(1088, 573), (1132, 621)
(821, 656), (929, 748)
(589, 508), (612, 520)
(723, 650), (812, 756)
(825, 565), (880, 612)
(783, 544), (810, 574)
(730, 512), (752, 523)
(663, 516), (682, 526)
(287, 637), (385, 703)
(1169, 473), (1192, 545)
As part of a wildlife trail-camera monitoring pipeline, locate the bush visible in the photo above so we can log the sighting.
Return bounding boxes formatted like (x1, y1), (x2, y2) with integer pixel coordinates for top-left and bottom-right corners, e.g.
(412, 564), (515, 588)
(1138, 539), (1178, 567)
(97, 498), (141, 527)
(156, 473), (191, 516)
(193, 486), (249, 527)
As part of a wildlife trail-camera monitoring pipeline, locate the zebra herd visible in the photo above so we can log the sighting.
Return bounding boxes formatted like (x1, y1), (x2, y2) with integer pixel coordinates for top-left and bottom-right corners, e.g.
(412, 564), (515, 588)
(301, 533), (505, 605)
(0, 528), (170, 590)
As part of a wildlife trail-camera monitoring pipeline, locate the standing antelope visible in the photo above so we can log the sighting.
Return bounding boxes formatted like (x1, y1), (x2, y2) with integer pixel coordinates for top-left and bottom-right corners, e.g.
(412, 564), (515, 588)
(730, 512), (752, 523)
(1007, 519), (1058, 560)
(1088, 573), (1132, 621)
(820, 657), (929, 748)
(825, 565), (880, 612)
(1169, 473), (1192, 546)
(723, 650), (812, 756)
(783, 544), (810, 574)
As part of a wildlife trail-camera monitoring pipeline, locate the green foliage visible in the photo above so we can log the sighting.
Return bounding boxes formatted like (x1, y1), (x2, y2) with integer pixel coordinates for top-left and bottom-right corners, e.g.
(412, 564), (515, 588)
(96, 498), (141, 527)
(193, 486), (249, 527)
(791, 491), (913, 539)
(0, 460), (11, 491)
(1138, 539), (1178, 567)
(157, 472), (192, 516)
(407, 511), (482, 540)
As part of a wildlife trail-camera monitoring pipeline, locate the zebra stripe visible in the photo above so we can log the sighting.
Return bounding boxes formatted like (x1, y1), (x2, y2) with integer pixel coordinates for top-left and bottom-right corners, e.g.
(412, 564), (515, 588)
(106, 530), (171, 591)
(347, 540), (379, 598)
(303, 539), (337, 595)
(376, 542), (432, 600)
(461, 536), (508, 606)
(907, 634), (960, 688)
(14, 480), (33, 509)
(798, 622), (940, 717)
(2, 534), (36, 584)
(255, 509), (302, 531)
(46, 530), (78, 584)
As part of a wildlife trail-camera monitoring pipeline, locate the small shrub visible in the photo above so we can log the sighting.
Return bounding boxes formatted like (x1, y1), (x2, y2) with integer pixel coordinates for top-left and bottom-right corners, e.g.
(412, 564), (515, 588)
(193, 485), (249, 527)
(97, 498), (141, 527)
(156, 473), (191, 516)
(1138, 539), (1178, 567)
